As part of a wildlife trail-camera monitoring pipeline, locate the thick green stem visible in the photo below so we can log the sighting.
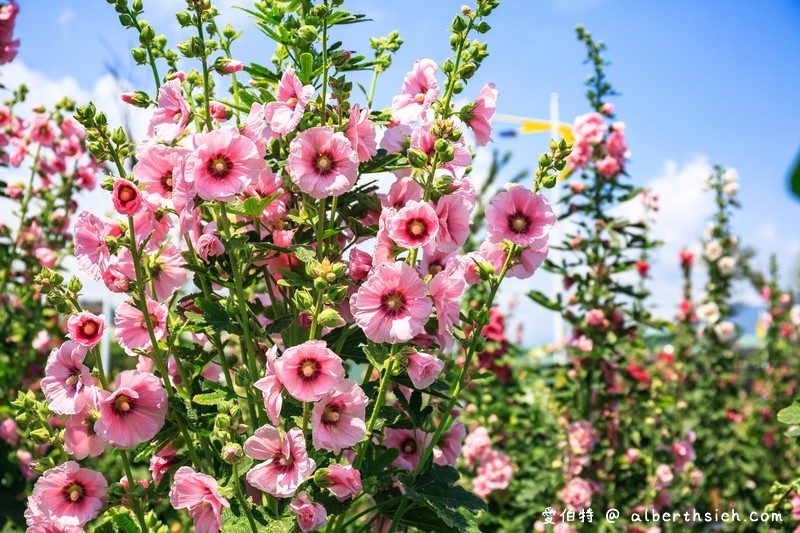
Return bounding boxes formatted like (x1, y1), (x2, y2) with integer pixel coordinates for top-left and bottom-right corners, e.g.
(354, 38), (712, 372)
(233, 462), (259, 533)
(120, 451), (150, 533)
(353, 349), (398, 470)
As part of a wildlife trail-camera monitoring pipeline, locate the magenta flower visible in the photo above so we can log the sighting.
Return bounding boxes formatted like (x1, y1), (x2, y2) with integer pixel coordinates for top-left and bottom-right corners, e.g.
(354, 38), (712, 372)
(40, 341), (93, 416)
(287, 126), (359, 200)
(345, 104), (377, 162)
(406, 352), (444, 390)
(485, 186), (555, 248)
(274, 340), (345, 402)
(386, 200), (440, 249)
(311, 379), (368, 453)
(148, 79), (190, 142)
(94, 370), (168, 449)
(185, 126), (263, 201)
(169, 466), (230, 533)
(324, 464), (362, 501)
(66, 311), (105, 349)
(244, 425), (316, 498)
(383, 428), (431, 471)
(465, 82), (498, 146)
(114, 298), (168, 355)
(26, 462), (107, 527)
(253, 345), (284, 425)
(264, 68), (314, 135)
(561, 477), (592, 511)
(391, 59), (439, 125)
(73, 210), (117, 281)
(290, 491), (328, 532)
(350, 261), (433, 344)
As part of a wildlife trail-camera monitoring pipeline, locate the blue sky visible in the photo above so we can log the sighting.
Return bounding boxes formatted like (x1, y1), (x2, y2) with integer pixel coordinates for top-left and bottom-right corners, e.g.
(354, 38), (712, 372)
(7, 0), (800, 344)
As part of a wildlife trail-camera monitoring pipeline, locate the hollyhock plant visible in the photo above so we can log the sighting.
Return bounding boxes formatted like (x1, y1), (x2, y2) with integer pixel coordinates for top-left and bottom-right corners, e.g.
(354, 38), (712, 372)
(169, 466), (230, 533)
(386, 200), (440, 249)
(148, 79), (191, 142)
(40, 341), (93, 416)
(94, 370), (168, 449)
(287, 126), (359, 199)
(113, 298), (168, 354)
(463, 82), (498, 145)
(274, 340), (345, 402)
(391, 59), (440, 125)
(310, 379), (368, 453)
(244, 425), (316, 497)
(345, 104), (378, 162)
(264, 68), (314, 135)
(26, 462), (107, 527)
(253, 345), (284, 425)
(485, 185), (556, 248)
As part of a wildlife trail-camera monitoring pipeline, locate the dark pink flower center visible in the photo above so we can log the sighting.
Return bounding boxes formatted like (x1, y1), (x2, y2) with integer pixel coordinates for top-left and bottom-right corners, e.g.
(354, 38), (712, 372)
(405, 219), (429, 240)
(274, 451), (294, 469)
(63, 482), (85, 503)
(286, 96), (298, 109)
(322, 404), (342, 426)
(401, 438), (417, 454)
(414, 93), (426, 103)
(206, 153), (234, 180)
(315, 153), (336, 175)
(161, 170), (174, 193)
(381, 291), (406, 316)
(508, 212), (531, 234)
(298, 359), (321, 381)
(117, 184), (137, 204)
(80, 321), (98, 338)
(113, 394), (133, 414)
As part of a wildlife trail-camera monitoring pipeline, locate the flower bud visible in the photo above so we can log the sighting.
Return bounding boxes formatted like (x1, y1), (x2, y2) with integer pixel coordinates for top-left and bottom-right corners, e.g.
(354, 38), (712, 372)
(318, 308), (344, 329)
(30, 427), (51, 445)
(297, 25), (318, 42)
(67, 276), (83, 294)
(408, 148), (429, 169)
(221, 443), (243, 464)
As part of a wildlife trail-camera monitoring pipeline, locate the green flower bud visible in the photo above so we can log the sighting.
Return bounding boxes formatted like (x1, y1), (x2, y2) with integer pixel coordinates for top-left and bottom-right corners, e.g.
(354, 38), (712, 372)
(131, 47), (147, 64)
(408, 148), (428, 168)
(297, 25), (318, 42)
(67, 276), (83, 294)
(318, 308), (344, 329)
(222, 443), (243, 464)
(30, 427), (51, 445)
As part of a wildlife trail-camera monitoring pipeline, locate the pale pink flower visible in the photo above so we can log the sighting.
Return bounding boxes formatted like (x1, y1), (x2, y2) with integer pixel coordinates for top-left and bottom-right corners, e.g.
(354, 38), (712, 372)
(428, 258), (466, 336)
(148, 79), (190, 142)
(264, 68), (314, 135)
(485, 186), (555, 248)
(196, 232), (225, 260)
(380, 175), (423, 210)
(345, 104), (377, 162)
(465, 83), (498, 145)
(586, 309), (605, 328)
(73, 211), (117, 281)
(311, 379), (368, 453)
(596, 155), (621, 178)
(26, 462), (107, 527)
(473, 450), (512, 498)
(244, 425), (316, 498)
(407, 352), (444, 390)
(102, 262), (131, 293)
(383, 428), (431, 471)
(150, 445), (179, 485)
(290, 491), (327, 532)
(346, 248), (373, 282)
(30, 114), (56, 146)
(0, 418), (18, 446)
(386, 200), (439, 249)
(169, 466), (230, 533)
(274, 340), (344, 402)
(433, 420), (466, 467)
(66, 312), (105, 349)
(566, 420), (598, 455)
(94, 370), (168, 449)
(671, 440), (696, 472)
(324, 464), (362, 501)
(431, 194), (471, 253)
(656, 464), (673, 484)
(41, 341), (93, 416)
(287, 126), (359, 199)
(34, 246), (56, 268)
(253, 345), (284, 425)
(350, 261), (433, 344)
(572, 112), (607, 145)
(463, 426), (492, 469)
(625, 448), (640, 463)
(561, 477), (592, 510)
(571, 335), (593, 353)
(221, 59), (243, 73)
(185, 126), (263, 201)
(32, 330), (52, 352)
(133, 144), (186, 206)
(391, 59), (439, 125)
(380, 122), (412, 153)
(65, 407), (105, 460)
(114, 298), (168, 355)
(143, 242), (188, 300)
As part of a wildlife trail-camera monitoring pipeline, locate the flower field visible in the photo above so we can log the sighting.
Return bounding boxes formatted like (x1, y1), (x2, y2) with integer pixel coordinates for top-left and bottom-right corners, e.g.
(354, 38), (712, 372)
(0, 1), (799, 532)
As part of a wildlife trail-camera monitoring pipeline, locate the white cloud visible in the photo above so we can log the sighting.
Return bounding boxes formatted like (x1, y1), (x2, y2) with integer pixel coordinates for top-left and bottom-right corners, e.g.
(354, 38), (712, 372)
(756, 222), (777, 242)
(58, 9), (76, 31)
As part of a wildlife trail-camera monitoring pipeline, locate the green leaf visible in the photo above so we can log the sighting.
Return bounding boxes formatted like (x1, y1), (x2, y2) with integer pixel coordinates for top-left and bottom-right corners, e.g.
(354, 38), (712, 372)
(293, 245), (317, 264)
(363, 344), (388, 370)
(192, 389), (232, 406)
(777, 401), (800, 424)
(299, 52), (314, 83)
(527, 290), (561, 312)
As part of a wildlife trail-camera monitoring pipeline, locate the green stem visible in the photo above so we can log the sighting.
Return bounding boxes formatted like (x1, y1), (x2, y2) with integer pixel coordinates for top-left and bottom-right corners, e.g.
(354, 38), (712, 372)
(120, 451), (150, 533)
(233, 462), (259, 533)
(353, 348), (398, 470)
(366, 69), (379, 108)
(196, 16), (213, 130)
(320, 8), (329, 125)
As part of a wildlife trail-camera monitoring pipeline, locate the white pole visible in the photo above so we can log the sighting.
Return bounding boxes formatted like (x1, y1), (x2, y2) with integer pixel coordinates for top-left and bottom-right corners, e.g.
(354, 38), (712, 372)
(549, 93), (564, 350)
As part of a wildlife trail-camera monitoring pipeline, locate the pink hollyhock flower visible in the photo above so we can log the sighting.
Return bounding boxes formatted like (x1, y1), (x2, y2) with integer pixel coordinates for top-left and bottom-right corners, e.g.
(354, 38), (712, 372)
(196, 232), (225, 260)
(407, 352), (444, 390)
(472, 450), (512, 498)
(350, 261), (433, 344)
(391, 59), (439, 125)
(607, 125), (628, 162)
(32, 330), (52, 352)
(253, 345), (284, 425)
(112, 178), (142, 215)
(561, 477), (592, 510)
(133, 144), (185, 206)
(433, 420), (466, 466)
(311, 379), (368, 453)
(41, 341), (93, 416)
(384, 428), (431, 471)
(26, 462), (107, 527)
(94, 370), (168, 449)
(571, 335), (593, 353)
(169, 466), (230, 533)
(148, 79), (191, 142)
(572, 112), (607, 145)
(220, 59), (243, 73)
(324, 464), (362, 501)
(428, 258), (466, 336)
(671, 440), (696, 472)
(380, 175), (424, 210)
(65, 405), (105, 460)
(791, 492), (800, 520)
(30, 114), (57, 146)
(656, 464), (673, 484)
(264, 68), (314, 135)
(380, 122), (412, 153)
(102, 262), (131, 293)
(586, 309), (606, 328)
(566, 420), (598, 455)
(209, 101), (228, 121)
(150, 445), (179, 485)
(290, 491), (327, 532)
(275, 340), (344, 402)
(244, 425), (316, 498)
(596, 155), (621, 178)
(287, 126), (359, 199)
(34, 247), (57, 268)
(346, 248), (373, 282)
(431, 194), (471, 253)
(0, 418), (19, 446)
(485, 185), (555, 248)
(114, 298), (168, 355)
(465, 83), (498, 145)
(345, 104), (377, 162)
(410, 123), (472, 178)
(185, 126), (263, 201)
(142, 242), (188, 301)
(66, 312), (105, 349)
(626, 448), (640, 463)
(386, 200), (440, 249)
(74, 211), (117, 281)
(463, 426), (492, 469)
